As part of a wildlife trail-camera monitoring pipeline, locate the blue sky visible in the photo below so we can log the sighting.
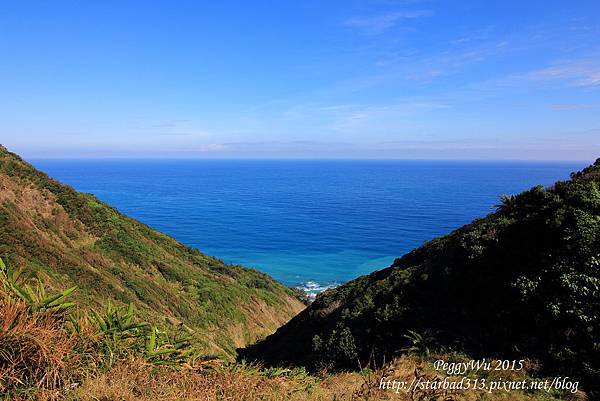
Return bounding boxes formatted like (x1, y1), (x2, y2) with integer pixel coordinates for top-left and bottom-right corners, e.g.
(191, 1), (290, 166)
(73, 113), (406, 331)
(1, 1), (599, 160)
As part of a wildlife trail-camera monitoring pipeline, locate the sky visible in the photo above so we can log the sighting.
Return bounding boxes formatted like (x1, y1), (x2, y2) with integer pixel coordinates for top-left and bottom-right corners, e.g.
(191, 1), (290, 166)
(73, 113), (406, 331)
(1, 1), (599, 160)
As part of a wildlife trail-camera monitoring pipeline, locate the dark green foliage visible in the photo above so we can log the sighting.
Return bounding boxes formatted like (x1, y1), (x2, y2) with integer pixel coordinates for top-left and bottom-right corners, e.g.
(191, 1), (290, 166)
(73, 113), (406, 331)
(310, 324), (358, 369)
(401, 329), (442, 356)
(241, 159), (600, 396)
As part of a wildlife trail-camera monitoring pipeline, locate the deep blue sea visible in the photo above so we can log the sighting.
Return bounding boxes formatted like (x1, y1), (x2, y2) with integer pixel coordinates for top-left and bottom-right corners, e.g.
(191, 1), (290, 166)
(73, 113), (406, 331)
(30, 159), (586, 294)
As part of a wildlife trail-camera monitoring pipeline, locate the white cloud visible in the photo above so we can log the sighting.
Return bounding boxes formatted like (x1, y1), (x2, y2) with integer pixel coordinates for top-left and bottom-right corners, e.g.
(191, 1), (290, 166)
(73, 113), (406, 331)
(526, 58), (600, 88)
(343, 10), (432, 34)
(198, 143), (227, 152)
(548, 103), (595, 110)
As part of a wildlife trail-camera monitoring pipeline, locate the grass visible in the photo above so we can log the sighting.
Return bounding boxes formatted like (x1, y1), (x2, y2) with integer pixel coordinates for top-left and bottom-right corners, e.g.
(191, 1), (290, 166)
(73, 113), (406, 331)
(0, 298), (77, 394)
(0, 145), (305, 357)
(1, 258), (584, 400)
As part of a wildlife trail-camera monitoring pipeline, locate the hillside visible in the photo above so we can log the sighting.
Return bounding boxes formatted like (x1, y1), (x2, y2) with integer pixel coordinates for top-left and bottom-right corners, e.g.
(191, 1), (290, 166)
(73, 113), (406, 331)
(1, 259), (574, 401)
(0, 145), (304, 356)
(241, 159), (600, 394)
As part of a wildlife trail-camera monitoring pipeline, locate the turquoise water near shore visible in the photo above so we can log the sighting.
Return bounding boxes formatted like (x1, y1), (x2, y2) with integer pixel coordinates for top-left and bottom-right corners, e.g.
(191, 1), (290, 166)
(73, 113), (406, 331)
(31, 159), (586, 292)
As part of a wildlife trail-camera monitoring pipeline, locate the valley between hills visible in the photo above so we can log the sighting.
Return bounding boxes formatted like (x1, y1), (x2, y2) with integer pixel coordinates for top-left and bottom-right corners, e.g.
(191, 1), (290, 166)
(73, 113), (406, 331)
(1, 144), (598, 400)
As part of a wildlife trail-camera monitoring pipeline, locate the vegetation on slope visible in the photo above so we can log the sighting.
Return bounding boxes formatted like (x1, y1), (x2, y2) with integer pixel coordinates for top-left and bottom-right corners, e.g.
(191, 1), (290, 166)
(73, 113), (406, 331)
(1, 262), (575, 400)
(241, 159), (600, 396)
(0, 145), (304, 356)
(1, 144), (590, 400)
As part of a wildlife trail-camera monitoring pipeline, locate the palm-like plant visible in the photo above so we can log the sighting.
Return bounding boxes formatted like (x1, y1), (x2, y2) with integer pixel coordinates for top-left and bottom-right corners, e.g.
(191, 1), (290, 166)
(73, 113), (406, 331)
(401, 329), (441, 356)
(1, 257), (197, 369)
(144, 325), (195, 366)
(0, 257), (76, 312)
(90, 301), (146, 337)
(89, 301), (147, 367)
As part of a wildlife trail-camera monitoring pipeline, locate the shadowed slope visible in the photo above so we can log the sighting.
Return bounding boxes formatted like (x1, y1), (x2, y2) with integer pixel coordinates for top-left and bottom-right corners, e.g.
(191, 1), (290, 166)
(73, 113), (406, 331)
(241, 158), (600, 395)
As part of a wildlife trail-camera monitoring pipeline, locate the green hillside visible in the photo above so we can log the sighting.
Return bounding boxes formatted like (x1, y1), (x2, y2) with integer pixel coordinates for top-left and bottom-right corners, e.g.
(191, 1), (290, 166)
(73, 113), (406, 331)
(0, 145), (304, 356)
(241, 159), (600, 395)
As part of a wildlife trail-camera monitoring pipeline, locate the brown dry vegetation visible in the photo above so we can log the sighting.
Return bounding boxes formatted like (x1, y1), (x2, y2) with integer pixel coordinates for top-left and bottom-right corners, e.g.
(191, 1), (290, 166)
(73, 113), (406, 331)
(0, 298), (76, 394)
(50, 356), (583, 401)
(2, 288), (582, 401)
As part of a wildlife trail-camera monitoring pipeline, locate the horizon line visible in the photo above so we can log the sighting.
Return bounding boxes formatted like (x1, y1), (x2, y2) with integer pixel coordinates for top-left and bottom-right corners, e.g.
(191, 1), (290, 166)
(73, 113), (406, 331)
(25, 156), (592, 163)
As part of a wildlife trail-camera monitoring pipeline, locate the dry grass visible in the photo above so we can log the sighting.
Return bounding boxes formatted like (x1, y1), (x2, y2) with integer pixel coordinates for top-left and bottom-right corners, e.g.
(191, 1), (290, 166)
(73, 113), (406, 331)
(0, 297), (77, 395)
(60, 355), (583, 401)
(68, 358), (372, 401)
(0, 273), (585, 401)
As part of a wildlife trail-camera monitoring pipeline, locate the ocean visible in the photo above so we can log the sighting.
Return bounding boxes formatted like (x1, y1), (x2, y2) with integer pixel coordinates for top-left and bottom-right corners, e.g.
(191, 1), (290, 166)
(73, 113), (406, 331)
(30, 159), (586, 295)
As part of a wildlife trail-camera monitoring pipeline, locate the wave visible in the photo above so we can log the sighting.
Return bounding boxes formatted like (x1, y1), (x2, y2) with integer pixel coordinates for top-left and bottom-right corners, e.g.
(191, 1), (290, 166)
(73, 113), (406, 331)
(296, 280), (339, 301)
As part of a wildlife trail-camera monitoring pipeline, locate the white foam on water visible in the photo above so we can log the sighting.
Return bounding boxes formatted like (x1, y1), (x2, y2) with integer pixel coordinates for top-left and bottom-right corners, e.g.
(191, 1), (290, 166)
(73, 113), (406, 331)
(296, 280), (339, 301)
